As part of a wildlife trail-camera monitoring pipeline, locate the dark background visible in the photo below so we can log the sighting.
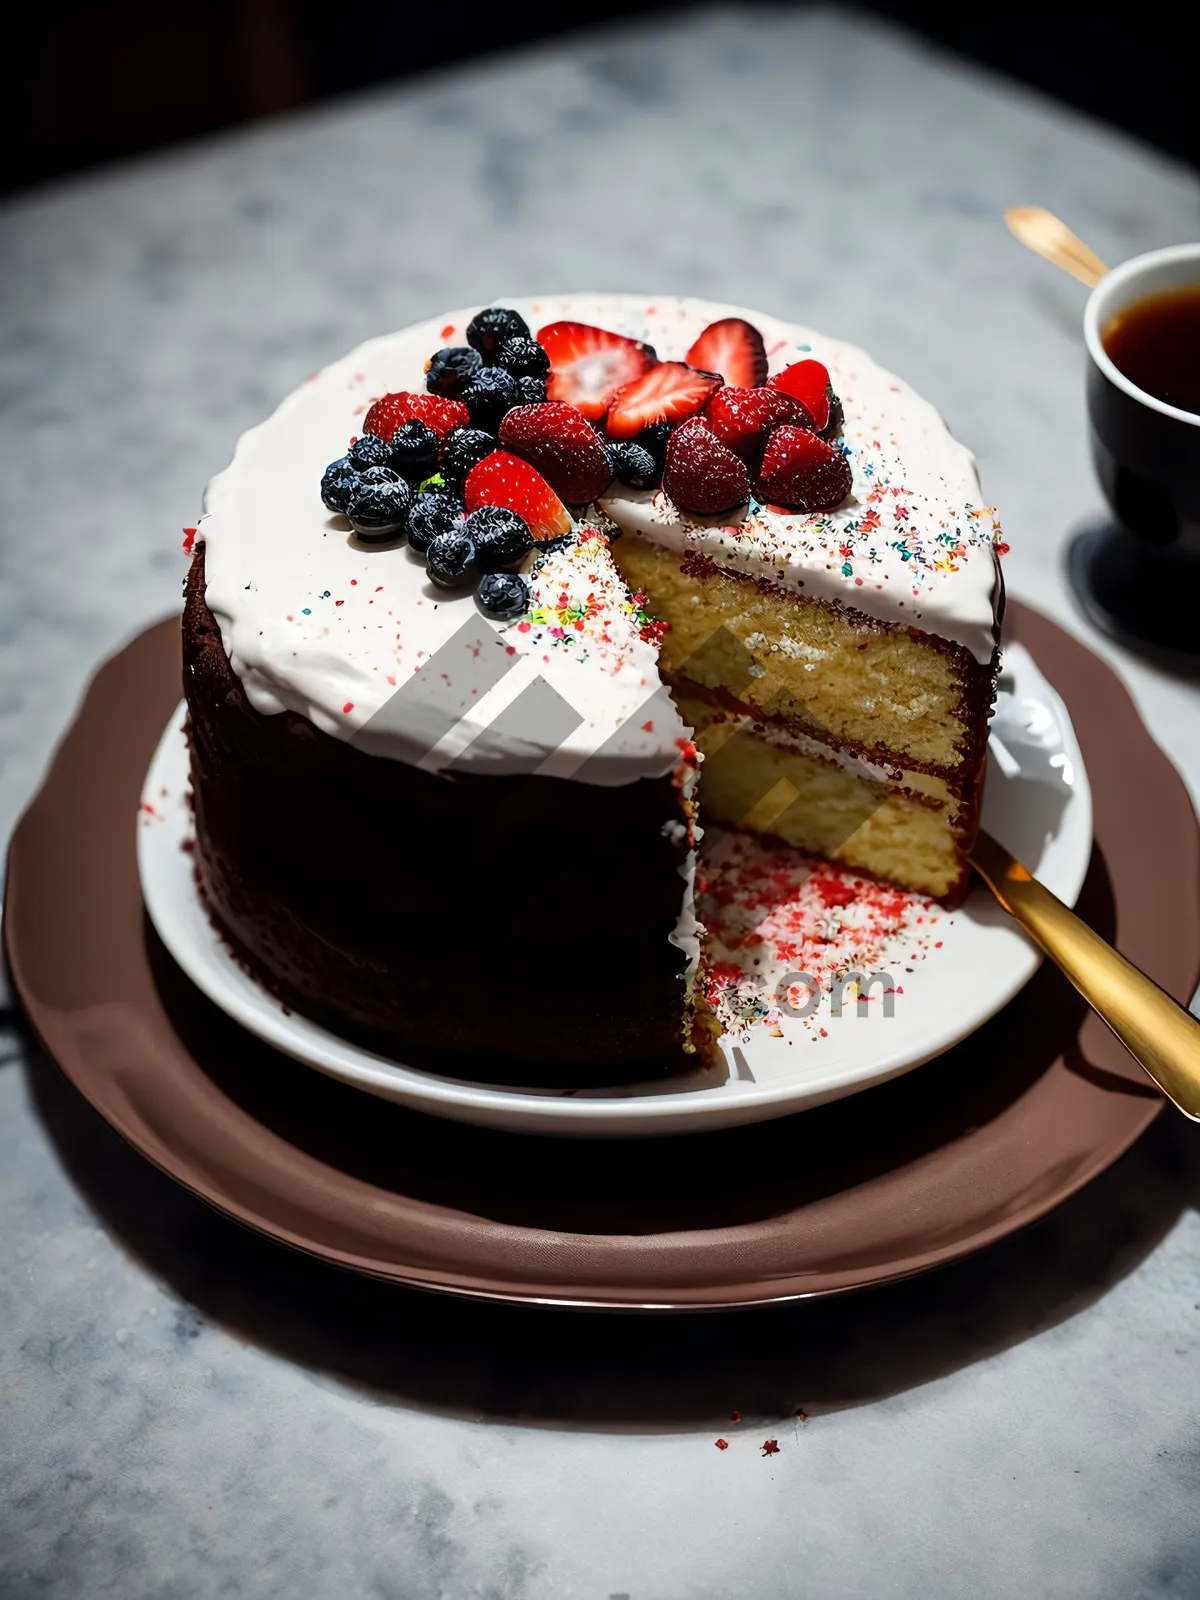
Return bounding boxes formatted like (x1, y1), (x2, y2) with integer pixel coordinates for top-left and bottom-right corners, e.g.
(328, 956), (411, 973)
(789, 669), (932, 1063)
(4, 2), (1196, 197)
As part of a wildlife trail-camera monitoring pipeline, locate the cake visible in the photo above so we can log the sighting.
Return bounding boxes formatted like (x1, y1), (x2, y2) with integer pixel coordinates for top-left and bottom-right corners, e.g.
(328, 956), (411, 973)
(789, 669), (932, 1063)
(183, 294), (1003, 1083)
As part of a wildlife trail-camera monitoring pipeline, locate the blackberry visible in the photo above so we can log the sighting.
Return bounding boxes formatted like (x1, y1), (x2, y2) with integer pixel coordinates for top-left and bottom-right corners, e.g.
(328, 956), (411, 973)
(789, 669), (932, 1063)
(426, 529), (478, 590)
(461, 367), (520, 432)
(386, 419), (440, 479)
(634, 422), (672, 465)
(610, 441), (661, 490)
(348, 432), (394, 469)
(320, 454), (361, 514)
(439, 427), (497, 487)
(347, 469), (411, 539)
(407, 491), (466, 554)
(464, 505), (534, 572)
(466, 307), (530, 361)
(516, 376), (548, 406)
(477, 571), (531, 622)
(495, 336), (550, 380)
(425, 345), (482, 398)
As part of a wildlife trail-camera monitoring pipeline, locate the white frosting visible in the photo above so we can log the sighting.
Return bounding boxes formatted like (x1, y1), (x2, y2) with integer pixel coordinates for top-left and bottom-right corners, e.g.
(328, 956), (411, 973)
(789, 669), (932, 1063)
(199, 294), (1003, 789)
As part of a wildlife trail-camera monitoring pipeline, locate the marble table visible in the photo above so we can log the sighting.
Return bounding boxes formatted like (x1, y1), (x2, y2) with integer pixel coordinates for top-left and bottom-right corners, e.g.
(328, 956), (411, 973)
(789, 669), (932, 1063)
(2, 8), (1199, 1596)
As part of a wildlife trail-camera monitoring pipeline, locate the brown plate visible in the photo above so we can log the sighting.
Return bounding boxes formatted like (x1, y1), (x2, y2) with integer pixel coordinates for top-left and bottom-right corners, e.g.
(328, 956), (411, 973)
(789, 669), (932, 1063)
(5, 606), (1199, 1308)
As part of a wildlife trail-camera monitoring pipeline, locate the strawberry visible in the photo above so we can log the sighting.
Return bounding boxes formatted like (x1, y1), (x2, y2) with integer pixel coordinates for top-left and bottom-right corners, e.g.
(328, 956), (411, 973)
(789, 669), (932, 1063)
(536, 322), (657, 421)
(703, 385), (814, 469)
(364, 391), (469, 441)
(755, 426), (852, 512)
(498, 402), (613, 503)
(606, 364), (722, 440)
(686, 318), (768, 388)
(767, 360), (839, 435)
(464, 451), (572, 541)
(662, 418), (750, 516)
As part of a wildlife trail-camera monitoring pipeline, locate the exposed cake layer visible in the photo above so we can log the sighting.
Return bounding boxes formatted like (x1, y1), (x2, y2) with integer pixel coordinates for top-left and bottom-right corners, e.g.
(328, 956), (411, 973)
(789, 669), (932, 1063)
(612, 532), (994, 779)
(676, 693), (973, 901)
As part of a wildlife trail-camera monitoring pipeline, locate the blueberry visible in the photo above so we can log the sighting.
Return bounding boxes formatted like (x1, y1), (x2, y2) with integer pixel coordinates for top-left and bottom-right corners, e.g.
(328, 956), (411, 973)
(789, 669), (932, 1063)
(439, 427), (497, 487)
(385, 419), (440, 479)
(426, 530), (478, 589)
(822, 386), (845, 440)
(634, 422), (672, 465)
(348, 432), (394, 469)
(610, 441), (661, 490)
(495, 336), (549, 380)
(516, 376), (548, 406)
(347, 470), (411, 539)
(407, 491), (465, 554)
(466, 307), (530, 360)
(425, 345), (482, 398)
(461, 367), (520, 432)
(464, 505), (534, 572)
(321, 454), (361, 514)
(477, 571), (531, 621)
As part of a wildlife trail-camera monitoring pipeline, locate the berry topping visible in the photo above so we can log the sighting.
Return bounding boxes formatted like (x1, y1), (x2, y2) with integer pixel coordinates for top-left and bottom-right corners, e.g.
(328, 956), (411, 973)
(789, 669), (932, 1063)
(346, 469), (412, 539)
(498, 401), (613, 503)
(320, 455), (360, 514)
(348, 432), (394, 469)
(606, 363), (722, 440)
(439, 427), (497, 487)
(460, 366), (521, 432)
(755, 425), (852, 511)
(386, 419), (440, 478)
(662, 417), (751, 516)
(767, 360), (839, 435)
(464, 504), (535, 571)
(407, 491), (465, 553)
(477, 571), (532, 621)
(609, 440), (661, 490)
(426, 529), (479, 589)
(703, 385), (814, 468)
(536, 321), (657, 421)
(516, 375), (548, 406)
(364, 390), (470, 441)
(634, 421), (672, 465)
(464, 451), (573, 542)
(495, 336), (550, 380)
(425, 346), (482, 398)
(466, 307), (531, 360)
(685, 318), (768, 388)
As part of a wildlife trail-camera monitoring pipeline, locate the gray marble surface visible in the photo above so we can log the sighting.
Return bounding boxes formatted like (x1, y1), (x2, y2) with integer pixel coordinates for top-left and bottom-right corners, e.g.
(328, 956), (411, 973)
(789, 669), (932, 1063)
(2, 7), (1199, 1596)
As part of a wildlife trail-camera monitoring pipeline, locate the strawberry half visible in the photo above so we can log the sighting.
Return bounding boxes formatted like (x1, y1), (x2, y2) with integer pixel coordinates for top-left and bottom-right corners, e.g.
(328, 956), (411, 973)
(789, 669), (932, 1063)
(364, 391), (470, 441)
(662, 418), (750, 516)
(498, 402), (613, 503)
(686, 318), (768, 388)
(464, 451), (572, 541)
(703, 386), (814, 469)
(606, 363), (722, 441)
(755, 426), (852, 512)
(536, 322), (657, 422)
(767, 360), (838, 435)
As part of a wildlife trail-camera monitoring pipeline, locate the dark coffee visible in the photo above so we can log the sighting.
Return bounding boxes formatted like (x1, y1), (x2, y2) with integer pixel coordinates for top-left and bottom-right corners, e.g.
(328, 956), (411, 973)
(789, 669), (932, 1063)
(1102, 284), (1200, 415)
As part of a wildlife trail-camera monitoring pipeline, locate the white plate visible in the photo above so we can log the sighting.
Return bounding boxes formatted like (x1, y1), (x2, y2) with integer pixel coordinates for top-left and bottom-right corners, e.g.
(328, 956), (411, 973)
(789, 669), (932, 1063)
(138, 643), (1090, 1137)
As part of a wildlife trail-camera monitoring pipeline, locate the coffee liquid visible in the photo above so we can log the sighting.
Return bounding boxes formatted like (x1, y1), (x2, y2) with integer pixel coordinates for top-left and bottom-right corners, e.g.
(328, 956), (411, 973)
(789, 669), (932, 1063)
(1103, 285), (1200, 416)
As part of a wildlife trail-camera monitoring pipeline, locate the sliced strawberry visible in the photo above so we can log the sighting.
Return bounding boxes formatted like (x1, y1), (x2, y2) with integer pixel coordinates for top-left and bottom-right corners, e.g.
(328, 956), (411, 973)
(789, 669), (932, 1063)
(686, 318), (768, 388)
(536, 322), (657, 422)
(703, 386), (814, 469)
(498, 402), (613, 503)
(364, 391), (470, 441)
(755, 426), (852, 512)
(464, 451), (572, 541)
(767, 360), (839, 435)
(662, 418), (750, 516)
(606, 364), (722, 441)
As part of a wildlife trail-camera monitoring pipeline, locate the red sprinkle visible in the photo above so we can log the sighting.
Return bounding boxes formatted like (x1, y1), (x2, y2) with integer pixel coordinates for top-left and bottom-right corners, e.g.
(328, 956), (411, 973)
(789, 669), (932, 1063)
(714, 1439), (729, 1451)
(761, 1439), (780, 1457)
(730, 1411), (742, 1422)
(182, 528), (197, 555)
(440, 323), (455, 339)
(342, 702), (354, 714)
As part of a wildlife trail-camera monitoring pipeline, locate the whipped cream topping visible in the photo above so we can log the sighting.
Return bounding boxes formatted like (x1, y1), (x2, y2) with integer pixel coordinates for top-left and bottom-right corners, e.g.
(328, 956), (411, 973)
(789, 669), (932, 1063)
(199, 294), (1003, 788)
